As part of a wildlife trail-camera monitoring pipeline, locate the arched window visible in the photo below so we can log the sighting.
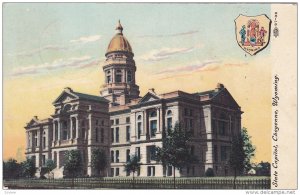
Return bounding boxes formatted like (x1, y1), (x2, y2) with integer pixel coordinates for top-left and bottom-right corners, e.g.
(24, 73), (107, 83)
(150, 111), (157, 118)
(127, 70), (132, 82)
(43, 131), (46, 149)
(137, 115), (142, 139)
(116, 69), (123, 83)
(72, 117), (76, 138)
(219, 113), (227, 136)
(167, 110), (172, 116)
(106, 70), (111, 83)
(63, 104), (71, 112)
(137, 115), (142, 121)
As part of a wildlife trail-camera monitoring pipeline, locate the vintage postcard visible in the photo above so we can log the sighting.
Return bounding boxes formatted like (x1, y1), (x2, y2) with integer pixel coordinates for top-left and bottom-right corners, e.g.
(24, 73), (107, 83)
(2, 2), (298, 193)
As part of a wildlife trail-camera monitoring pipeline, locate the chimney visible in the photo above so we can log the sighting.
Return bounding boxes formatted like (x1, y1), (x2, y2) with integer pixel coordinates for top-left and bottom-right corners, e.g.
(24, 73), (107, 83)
(149, 88), (156, 94)
(215, 83), (225, 92)
(64, 87), (73, 92)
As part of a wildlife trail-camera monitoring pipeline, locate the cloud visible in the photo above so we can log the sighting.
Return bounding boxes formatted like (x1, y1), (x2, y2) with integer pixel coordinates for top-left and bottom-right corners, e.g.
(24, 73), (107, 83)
(155, 61), (248, 80)
(8, 34), (101, 58)
(138, 30), (199, 38)
(140, 46), (197, 62)
(12, 45), (68, 57)
(155, 60), (222, 75)
(10, 56), (100, 77)
(70, 35), (101, 44)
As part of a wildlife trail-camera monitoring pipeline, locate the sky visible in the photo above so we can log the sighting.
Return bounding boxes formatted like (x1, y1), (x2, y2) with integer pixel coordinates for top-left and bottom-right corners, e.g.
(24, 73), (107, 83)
(3, 3), (271, 163)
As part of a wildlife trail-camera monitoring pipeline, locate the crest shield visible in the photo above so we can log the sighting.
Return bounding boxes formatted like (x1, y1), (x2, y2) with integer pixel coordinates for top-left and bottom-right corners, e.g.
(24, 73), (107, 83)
(235, 14), (271, 55)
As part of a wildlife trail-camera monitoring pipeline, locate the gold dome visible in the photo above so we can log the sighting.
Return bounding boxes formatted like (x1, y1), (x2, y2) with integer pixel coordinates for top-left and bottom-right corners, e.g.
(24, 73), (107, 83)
(106, 20), (133, 54)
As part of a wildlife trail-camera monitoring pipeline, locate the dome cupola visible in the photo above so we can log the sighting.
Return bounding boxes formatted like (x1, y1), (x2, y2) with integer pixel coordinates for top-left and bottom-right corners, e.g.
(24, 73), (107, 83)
(106, 20), (133, 55)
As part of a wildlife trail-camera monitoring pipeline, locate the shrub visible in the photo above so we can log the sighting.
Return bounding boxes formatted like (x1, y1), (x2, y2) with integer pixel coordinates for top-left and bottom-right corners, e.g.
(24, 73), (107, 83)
(205, 168), (215, 177)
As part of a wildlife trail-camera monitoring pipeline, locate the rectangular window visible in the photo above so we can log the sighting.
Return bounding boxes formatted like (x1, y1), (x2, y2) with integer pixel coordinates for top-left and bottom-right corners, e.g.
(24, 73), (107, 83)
(43, 137), (46, 149)
(42, 155), (46, 166)
(189, 119), (194, 134)
(111, 168), (114, 177)
(126, 169), (130, 176)
(95, 128), (99, 142)
(167, 117), (172, 130)
(116, 168), (119, 176)
(116, 127), (119, 143)
(147, 145), (156, 162)
(219, 121), (226, 136)
(101, 128), (104, 143)
(137, 122), (142, 139)
(147, 166), (155, 176)
(110, 120), (114, 125)
(214, 145), (218, 162)
(137, 167), (140, 176)
(184, 108), (188, 116)
(147, 166), (151, 176)
(111, 128), (114, 143)
(111, 151), (114, 163)
(135, 147), (140, 162)
(126, 149), (130, 162)
(150, 146), (156, 161)
(191, 145), (195, 156)
(221, 146), (227, 161)
(116, 75), (122, 83)
(126, 126), (130, 142)
(150, 120), (157, 137)
(116, 119), (119, 125)
(193, 166), (196, 176)
(167, 166), (172, 176)
(185, 118), (189, 130)
(116, 150), (119, 163)
(126, 117), (130, 123)
(190, 109), (193, 117)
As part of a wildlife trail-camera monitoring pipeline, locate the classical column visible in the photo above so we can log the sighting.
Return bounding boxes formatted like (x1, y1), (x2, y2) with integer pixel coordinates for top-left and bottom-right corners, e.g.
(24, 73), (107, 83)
(37, 129), (41, 148)
(29, 131), (33, 148)
(57, 120), (61, 141)
(112, 69), (115, 83)
(26, 132), (29, 148)
(144, 110), (147, 135)
(53, 122), (56, 142)
(157, 107), (161, 133)
(70, 117), (73, 140)
(88, 114), (93, 144)
(76, 116), (79, 139)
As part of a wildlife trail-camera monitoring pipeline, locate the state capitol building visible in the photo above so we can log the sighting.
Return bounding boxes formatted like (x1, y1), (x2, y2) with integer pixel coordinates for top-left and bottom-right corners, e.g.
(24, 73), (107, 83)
(25, 21), (243, 178)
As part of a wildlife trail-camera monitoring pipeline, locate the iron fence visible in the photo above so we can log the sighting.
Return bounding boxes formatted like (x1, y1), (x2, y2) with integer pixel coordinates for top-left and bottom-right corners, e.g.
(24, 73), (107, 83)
(3, 177), (270, 189)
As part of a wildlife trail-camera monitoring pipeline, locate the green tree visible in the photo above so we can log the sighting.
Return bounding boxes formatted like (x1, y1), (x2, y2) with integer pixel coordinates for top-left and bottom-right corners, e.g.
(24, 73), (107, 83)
(64, 150), (82, 188)
(229, 135), (246, 189)
(124, 154), (141, 189)
(242, 127), (256, 173)
(91, 149), (107, 177)
(155, 122), (197, 189)
(45, 159), (56, 179)
(21, 157), (36, 178)
(229, 127), (256, 189)
(3, 158), (21, 179)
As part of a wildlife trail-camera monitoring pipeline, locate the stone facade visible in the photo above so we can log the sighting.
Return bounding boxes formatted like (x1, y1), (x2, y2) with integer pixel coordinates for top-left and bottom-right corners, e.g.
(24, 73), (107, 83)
(25, 21), (243, 178)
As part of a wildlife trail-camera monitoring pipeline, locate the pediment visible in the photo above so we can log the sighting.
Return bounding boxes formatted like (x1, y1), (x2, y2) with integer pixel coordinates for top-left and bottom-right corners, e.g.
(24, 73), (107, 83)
(27, 119), (39, 127)
(53, 91), (78, 105)
(212, 89), (240, 109)
(139, 92), (160, 103)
